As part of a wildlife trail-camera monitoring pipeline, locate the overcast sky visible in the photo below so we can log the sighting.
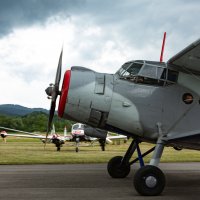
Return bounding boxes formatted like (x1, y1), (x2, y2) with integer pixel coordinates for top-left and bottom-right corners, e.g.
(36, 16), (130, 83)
(0, 0), (200, 109)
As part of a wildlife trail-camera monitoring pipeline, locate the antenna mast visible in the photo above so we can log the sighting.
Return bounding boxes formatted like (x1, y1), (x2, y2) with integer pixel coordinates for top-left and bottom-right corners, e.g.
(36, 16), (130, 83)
(160, 32), (166, 62)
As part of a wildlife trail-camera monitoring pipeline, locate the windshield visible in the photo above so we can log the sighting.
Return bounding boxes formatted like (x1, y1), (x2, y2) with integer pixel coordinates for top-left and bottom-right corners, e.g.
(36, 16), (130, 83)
(72, 124), (79, 130)
(116, 61), (143, 78)
(116, 60), (178, 86)
(72, 124), (84, 130)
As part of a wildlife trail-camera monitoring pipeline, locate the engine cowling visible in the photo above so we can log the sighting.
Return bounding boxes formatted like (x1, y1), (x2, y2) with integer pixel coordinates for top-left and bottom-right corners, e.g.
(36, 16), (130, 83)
(58, 66), (114, 130)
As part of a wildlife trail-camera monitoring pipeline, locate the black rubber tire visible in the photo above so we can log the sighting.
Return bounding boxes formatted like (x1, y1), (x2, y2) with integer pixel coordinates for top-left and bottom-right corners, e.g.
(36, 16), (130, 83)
(133, 165), (165, 196)
(75, 147), (79, 153)
(107, 156), (130, 178)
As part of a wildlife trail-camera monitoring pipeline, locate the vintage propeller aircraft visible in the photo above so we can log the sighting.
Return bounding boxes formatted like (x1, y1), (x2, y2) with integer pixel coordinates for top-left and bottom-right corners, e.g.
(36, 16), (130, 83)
(45, 33), (200, 196)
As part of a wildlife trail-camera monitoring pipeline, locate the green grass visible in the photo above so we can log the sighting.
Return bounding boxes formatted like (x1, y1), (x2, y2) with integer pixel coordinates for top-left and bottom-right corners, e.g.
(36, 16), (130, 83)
(0, 138), (200, 164)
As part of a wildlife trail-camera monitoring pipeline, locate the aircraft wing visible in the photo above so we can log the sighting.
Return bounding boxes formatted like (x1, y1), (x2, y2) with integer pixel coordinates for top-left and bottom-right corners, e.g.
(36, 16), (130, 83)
(2, 133), (46, 139)
(167, 39), (200, 75)
(106, 134), (127, 144)
(0, 126), (41, 136)
(63, 136), (72, 141)
(107, 135), (127, 140)
(0, 126), (71, 142)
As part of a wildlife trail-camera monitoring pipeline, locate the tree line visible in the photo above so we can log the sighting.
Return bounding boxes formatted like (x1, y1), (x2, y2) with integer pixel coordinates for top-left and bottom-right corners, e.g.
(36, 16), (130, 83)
(0, 112), (73, 132)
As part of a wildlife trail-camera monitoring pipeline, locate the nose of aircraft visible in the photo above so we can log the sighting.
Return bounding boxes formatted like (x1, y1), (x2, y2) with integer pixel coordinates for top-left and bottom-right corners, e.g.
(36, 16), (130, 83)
(45, 50), (114, 134)
(58, 70), (71, 117)
(57, 66), (114, 129)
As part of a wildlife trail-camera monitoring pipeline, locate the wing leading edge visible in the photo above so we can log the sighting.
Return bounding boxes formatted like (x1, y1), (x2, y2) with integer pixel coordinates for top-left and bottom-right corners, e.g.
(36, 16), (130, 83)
(168, 39), (200, 75)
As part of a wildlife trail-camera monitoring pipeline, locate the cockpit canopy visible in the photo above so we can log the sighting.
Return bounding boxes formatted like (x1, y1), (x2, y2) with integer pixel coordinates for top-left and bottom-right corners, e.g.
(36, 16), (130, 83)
(72, 123), (84, 130)
(116, 60), (178, 86)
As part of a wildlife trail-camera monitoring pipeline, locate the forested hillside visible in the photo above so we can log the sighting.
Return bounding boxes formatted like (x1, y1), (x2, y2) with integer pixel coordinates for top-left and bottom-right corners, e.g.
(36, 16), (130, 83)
(0, 104), (48, 116)
(0, 112), (73, 132)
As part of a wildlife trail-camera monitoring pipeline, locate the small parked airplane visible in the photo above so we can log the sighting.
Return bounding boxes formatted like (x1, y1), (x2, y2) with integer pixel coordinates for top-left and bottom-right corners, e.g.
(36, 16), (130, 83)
(71, 123), (127, 152)
(0, 124), (127, 152)
(45, 32), (200, 195)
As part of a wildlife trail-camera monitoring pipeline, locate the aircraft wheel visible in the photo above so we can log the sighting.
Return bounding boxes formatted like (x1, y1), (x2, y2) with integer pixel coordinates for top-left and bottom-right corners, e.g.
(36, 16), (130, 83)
(107, 156), (130, 178)
(133, 165), (165, 196)
(76, 147), (79, 152)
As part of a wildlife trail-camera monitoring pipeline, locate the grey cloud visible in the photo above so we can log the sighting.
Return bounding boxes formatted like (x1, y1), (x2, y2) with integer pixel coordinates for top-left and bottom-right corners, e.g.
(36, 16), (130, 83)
(1, 0), (200, 54)
(1, 0), (200, 41)
(0, 0), (85, 37)
(70, 0), (200, 49)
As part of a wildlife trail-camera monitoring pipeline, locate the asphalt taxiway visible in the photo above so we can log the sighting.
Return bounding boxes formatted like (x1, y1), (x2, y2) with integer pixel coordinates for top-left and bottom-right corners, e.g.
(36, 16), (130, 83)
(0, 163), (199, 200)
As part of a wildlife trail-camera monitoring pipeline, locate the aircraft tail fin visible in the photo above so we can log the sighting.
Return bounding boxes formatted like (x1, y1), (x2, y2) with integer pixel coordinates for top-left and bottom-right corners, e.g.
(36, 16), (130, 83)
(160, 32), (166, 62)
(64, 126), (67, 137)
(50, 124), (56, 135)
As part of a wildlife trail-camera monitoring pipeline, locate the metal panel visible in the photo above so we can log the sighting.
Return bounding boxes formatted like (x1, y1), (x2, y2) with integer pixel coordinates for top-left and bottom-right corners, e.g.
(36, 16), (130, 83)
(95, 73), (105, 94)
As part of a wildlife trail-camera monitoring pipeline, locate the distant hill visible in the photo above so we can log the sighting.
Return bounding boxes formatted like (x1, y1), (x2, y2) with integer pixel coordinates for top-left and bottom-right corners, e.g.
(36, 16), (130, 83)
(0, 104), (49, 116)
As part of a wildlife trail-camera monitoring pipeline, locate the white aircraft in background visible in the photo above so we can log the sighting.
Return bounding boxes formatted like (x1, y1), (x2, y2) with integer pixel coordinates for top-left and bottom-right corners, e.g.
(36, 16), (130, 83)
(0, 123), (127, 152)
(71, 123), (127, 152)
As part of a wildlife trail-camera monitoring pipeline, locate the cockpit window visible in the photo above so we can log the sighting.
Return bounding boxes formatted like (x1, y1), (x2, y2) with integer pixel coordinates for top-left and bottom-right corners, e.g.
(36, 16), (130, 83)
(116, 61), (143, 78)
(139, 65), (164, 79)
(116, 62), (131, 77)
(127, 62), (143, 76)
(80, 124), (84, 129)
(116, 61), (178, 87)
(72, 124), (79, 130)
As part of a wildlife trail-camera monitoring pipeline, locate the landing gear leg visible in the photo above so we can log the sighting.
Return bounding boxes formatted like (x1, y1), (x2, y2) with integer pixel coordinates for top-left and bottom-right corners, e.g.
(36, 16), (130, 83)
(54, 139), (62, 151)
(107, 139), (155, 178)
(56, 145), (61, 151)
(99, 139), (106, 151)
(133, 123), (166, 196)
(75, 137), (80, 152)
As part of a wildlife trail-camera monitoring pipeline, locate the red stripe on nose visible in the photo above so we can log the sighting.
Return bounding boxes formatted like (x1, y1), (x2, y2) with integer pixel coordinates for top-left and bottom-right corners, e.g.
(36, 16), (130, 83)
(58, 70), (71, 117)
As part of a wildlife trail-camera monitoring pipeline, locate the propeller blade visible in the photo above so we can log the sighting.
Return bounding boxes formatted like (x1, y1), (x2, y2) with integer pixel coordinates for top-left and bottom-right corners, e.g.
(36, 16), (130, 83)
(47, 101), (56, 135)
(55, 49), (63, 87)
(45, 48), (63, 145)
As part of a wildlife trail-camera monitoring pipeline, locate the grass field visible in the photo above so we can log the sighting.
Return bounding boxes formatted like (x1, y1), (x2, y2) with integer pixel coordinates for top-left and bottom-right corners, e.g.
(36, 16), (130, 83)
(0, 137), (200, 164)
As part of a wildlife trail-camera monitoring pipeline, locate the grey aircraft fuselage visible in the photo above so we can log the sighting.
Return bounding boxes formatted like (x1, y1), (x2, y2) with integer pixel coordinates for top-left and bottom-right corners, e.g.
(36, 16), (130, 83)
(58, 60), (200, 151)
(45, 38), (200, 196)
